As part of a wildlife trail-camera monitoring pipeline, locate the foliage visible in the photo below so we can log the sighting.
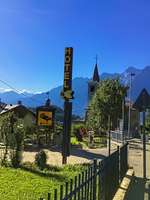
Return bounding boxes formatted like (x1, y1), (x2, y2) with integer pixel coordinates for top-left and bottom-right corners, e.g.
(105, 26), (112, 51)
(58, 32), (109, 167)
(71, 137), (79, 145)
(35, 150), (48, 170)
(21, 161), (61, 172)
(24, 125), (37, 140)
(72, 123), (87, 142)
(70, 136), (106, 149)
(86, 78), (128, 133)
(11, 120), (25, 167)
(71, 136), (89, 149)
(54, 122), (63, 139)
(0, 112), (14, 165)
(0, 113), (25, 167)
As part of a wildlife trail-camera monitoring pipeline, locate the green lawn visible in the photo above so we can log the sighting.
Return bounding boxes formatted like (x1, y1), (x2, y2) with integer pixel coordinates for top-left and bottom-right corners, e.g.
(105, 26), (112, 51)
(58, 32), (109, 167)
(0, 165), (85, 200)
(71, 136), (107, 149)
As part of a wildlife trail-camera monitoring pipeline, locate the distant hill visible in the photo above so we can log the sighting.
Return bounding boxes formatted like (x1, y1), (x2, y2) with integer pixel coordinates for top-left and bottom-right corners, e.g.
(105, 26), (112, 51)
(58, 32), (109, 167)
(1, 66), (150, 116)
(0, 91), (34, 104)
(24, 77), (89, 116)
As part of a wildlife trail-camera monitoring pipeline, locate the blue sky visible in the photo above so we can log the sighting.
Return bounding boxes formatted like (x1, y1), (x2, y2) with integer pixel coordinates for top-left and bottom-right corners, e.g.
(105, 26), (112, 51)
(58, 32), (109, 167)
(0, 0), (150, 93)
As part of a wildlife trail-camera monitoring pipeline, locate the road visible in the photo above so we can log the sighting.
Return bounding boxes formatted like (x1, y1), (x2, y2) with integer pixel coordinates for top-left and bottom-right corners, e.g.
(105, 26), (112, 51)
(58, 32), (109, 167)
(126, 138), (150, 200)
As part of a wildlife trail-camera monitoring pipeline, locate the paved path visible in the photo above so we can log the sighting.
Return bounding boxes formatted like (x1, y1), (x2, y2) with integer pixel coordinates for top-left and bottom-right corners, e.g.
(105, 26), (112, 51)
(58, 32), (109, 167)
(22, 143), (117, 166)
(126, 138), (150, 200)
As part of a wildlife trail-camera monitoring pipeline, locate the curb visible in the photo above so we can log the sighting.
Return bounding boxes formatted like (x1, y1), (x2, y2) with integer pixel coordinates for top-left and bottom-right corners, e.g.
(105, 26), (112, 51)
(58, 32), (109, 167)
(113, 168), (134, 200)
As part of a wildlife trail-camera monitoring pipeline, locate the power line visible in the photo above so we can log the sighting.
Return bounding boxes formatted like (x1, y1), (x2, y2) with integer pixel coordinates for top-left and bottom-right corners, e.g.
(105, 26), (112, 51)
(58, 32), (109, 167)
(0, 78), (45, 105)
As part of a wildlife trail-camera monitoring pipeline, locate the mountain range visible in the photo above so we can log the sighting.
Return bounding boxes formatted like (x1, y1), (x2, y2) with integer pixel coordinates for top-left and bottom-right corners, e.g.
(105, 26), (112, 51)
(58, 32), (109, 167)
(0, 66), (150, 116)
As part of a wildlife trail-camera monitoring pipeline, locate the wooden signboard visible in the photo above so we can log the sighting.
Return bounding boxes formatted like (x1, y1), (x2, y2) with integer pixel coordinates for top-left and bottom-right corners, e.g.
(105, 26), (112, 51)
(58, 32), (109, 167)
(61, 47), (74, 100)
(37, 111), (53, 126)
(36, 105), (55, 128)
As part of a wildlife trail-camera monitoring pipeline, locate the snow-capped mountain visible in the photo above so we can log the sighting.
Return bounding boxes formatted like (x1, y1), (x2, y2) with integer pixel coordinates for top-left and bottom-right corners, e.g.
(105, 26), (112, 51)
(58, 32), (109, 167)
(0, 66), (150, 116)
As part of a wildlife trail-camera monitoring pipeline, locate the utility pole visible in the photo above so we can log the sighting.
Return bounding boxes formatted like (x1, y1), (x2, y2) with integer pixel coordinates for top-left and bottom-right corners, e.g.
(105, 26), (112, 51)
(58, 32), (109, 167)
(142, 111), (146, 179)
(122, 97), (125, 143)
(108, 115), (111, 156)
(128, 73), (135, 139)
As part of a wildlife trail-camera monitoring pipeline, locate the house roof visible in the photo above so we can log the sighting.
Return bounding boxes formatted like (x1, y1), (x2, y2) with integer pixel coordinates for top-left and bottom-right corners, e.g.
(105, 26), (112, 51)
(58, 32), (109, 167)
(0, 104), (19, 114)
(133, 88), (150, 111)
(0, 104), (35, 117)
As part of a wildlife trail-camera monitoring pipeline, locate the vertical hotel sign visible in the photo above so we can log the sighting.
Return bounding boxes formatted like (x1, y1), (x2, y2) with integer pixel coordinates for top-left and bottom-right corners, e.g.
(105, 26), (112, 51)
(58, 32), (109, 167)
(61, 47), (74, 163)
(62, 47), (74, 99)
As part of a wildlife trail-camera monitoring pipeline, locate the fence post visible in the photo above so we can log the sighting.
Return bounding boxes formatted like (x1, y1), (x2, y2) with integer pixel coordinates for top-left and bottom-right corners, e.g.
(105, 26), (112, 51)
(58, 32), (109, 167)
(93, 159), (97, 200)
(48, 193), (51, 200)
(54, 189), (57, 200)
(60, 185), (63, 200)
(117, 145), (120, 185)
(126, 142), (129, 168)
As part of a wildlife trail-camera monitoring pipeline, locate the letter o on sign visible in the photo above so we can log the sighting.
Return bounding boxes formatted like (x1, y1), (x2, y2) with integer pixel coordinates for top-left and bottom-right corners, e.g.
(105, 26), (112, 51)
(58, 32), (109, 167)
(65, 55), (71, 63)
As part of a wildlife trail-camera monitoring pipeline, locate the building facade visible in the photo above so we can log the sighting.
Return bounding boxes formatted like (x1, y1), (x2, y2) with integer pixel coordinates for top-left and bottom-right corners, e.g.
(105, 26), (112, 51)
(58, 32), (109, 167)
(0, 103), (36, 128)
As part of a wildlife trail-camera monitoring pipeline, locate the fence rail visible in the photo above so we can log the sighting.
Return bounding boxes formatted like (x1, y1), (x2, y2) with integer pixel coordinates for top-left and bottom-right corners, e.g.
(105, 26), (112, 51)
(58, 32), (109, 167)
(39, 143), (128, 200)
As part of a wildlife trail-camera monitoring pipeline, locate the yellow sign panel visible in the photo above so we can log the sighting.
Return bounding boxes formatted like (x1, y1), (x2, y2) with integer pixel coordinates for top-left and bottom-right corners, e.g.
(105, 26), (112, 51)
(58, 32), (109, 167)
(38, 111), (53, 126)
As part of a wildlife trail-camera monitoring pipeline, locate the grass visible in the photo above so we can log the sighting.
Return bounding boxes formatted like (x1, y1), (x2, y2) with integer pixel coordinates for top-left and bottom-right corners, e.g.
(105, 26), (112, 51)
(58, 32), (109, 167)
(71, 136), (107, 149)
(0, 164), (86, 200)
(71, 137), (89, 149)
(71, 137), (79, 145)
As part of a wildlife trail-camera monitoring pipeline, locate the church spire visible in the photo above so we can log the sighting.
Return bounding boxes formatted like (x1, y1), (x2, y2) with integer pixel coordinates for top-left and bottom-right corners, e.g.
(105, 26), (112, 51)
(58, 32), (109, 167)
(93, 55), (100, 82)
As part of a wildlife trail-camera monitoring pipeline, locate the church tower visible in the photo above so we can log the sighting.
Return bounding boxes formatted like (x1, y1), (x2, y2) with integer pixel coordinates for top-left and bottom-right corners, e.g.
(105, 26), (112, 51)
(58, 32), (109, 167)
(88, 60), (100, 102)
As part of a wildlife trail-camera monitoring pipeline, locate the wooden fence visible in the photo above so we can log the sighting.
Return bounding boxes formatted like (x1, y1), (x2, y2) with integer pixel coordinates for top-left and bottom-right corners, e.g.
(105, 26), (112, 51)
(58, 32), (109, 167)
(39, 143), (128, 200)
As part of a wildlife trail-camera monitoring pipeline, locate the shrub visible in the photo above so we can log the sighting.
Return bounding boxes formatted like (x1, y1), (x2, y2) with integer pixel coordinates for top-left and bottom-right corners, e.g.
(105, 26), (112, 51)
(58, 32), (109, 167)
(0, 114), (24, 168)
(35, 150), (47, 170)
(10, 150), (22, 168)
(11, 123), (24, 168)
(71, 137), (79, 145)
(0, 159), (11, 167)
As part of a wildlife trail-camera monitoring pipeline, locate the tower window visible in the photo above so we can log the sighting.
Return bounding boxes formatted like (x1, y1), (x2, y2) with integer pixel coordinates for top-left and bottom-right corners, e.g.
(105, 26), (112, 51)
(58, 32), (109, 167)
(90, 86), (95, 92)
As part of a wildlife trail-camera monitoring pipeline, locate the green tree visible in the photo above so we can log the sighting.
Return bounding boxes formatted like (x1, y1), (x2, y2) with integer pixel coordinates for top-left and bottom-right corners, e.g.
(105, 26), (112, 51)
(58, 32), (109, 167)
(0, 113), (25, 167)
(86, 78), (128, 133)
(11, 119), (25, 167)
(0, 112), (14, 165)
(24, 125), (37, 144)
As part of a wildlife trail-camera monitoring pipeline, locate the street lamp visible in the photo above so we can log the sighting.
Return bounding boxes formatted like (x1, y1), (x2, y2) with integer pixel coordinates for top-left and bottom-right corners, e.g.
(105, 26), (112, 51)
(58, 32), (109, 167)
(128, 72), (135, 139)
(122, 97), (125, 143)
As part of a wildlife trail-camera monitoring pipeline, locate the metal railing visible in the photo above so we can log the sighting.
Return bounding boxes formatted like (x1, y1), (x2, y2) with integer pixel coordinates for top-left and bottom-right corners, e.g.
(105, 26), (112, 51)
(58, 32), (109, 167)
(39, 143), (128, 200)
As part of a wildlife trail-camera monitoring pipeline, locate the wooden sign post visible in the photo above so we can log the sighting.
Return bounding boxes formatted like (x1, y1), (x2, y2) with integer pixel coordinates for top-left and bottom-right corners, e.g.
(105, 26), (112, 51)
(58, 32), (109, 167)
(61, 47), (74, 164)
